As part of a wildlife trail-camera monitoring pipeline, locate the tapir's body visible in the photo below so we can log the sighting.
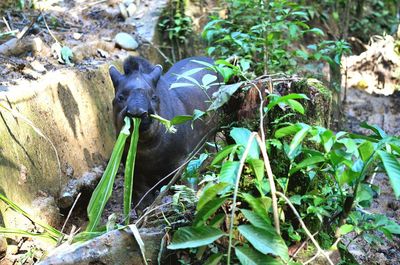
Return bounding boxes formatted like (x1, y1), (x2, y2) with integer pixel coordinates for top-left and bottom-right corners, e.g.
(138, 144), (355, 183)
(109, 56), (220, 205)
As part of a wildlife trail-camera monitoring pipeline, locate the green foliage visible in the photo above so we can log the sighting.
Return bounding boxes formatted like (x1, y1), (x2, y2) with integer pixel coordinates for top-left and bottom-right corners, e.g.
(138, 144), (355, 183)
(202, 0), (340, 76)
(167, 88), (400, 264)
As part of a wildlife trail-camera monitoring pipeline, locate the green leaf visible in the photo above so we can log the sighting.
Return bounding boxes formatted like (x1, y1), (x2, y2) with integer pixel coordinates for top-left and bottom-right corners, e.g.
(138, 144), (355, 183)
(60, 46), (73, 65)
(288, 124), (310, 158)
(170, 83), (195, 89)
(171, 115), (193, 125)
(123, 118), (140, 224)
(193, 197), (226, 227)
(230, 127), (259, 160)
(275, 124), (301, 138)
(208, 82), (243, 111)
(358, 141), (375, 162)
(266, 94), (308, 113)
(219, 161), (240, 187)
(202, 74), (218, 87)
(86, 117), (130, 232)
(307, 28), (324, 36)
(204, 253), (223, 265)
(248, 159), (265, 183)
(286, 99), (305, 114)
(235, 246), (283, 265)
(168, 226), (224, 249)
(193, 109), (205, 121)
(197, 182), (229, 211)
(238, 225), (289, 262)
(360, 122), (387, 139)
(338, 224), (354, 235)
(377, 151), (400, 199)
(211, 144), (237, 166)
(242, 193), (271, 224)
(241, 209), (272, 229)
(289, 154), (325, 175)
(0, 194), (62, 240)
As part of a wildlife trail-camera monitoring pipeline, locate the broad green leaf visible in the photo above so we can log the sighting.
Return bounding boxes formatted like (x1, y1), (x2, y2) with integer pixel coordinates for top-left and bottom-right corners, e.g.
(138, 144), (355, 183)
(358, 141), (375, 162)
(86, 117), (130, 232)
(321, 129), (335, 153)
(171, 115), (193, 125)
(238, 225), (289, 262)
(197, 182), (229, 211)
(266, 94), (308, 113)
(170, 82), (195, 89)
(275, 124), (301, 138)
(236, 246), (283, 265)
(208, 82), (243, 111)
(242, 193), (271, 224)
(338, 224), (354, 235)
(204, 253), (223, 265)
(248, 159), (265, 183)
(377, 151), (400, 199)
(219, 161), (240, 187)
(193, 197), (226, 227)
(209, 213), (225, 228)
(289, 155), (325, 175)
(360, 122), (387, 139)
(288, 125), (310, 158)
(202, 74), (218, 86)
(286, 99), (305, 114)
(124, 118), (140, 224)
(337, 138), (357, 154)
(211, 144), (237, 166)
(168, 226), (224, 249)
(230, 127), (259, 160)
(241, 209), (272, 228)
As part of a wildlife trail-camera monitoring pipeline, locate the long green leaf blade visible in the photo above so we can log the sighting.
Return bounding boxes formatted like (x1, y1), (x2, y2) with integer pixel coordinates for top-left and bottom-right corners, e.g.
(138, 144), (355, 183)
(0, 194), (62, 239)
(86, 117), (131, 231)
(168, 226), (225, 249)
(124, 118), (141, 225)
(377, 150), (400, 199)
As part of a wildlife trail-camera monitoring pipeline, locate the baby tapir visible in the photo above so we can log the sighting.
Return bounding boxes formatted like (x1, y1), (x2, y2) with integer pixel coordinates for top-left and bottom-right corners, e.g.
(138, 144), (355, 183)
(109, 56), (220, 206)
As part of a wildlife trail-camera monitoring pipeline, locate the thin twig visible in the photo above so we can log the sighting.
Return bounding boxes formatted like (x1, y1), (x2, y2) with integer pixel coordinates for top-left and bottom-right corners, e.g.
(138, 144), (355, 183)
(41, 13), (60, 44)
(227, 132), (258, 265)
(60, 193), (82, 236)
(2, 17), (11, 32)
(255, 135), (280, 234)
(275, 191), (334, 265)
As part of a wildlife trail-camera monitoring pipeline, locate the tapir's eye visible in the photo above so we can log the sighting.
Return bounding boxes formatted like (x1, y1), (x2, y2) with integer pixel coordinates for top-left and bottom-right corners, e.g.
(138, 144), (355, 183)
(151, 95), (158, 101)
(117, 94), (125, 102)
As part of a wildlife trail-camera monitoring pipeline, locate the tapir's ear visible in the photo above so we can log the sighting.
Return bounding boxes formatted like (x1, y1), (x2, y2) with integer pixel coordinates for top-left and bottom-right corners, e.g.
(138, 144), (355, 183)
(109, 65), (122, 91)
(123, 56), (140, 75)
(149, 65), (163, 84)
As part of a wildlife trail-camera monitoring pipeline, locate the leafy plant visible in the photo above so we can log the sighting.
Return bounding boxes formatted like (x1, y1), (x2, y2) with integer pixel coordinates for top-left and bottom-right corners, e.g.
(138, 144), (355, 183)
(167, 87), (400, 264)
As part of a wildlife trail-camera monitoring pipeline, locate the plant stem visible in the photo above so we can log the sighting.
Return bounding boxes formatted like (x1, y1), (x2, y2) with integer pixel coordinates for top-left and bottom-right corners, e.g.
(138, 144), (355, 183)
(226, 132), (257, 265)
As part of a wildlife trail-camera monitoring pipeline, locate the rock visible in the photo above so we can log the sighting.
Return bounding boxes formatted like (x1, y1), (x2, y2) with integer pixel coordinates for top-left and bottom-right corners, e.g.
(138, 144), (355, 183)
(30, 60), (47, 73)
(119, 3), (128, 19)
(114, 32), (139, 51)
(126, 3), (137, 17)
(0, 236), (7, 258)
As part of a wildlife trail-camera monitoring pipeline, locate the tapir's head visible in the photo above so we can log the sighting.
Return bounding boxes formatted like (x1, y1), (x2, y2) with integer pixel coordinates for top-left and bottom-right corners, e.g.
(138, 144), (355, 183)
(109, 57), (163, 134)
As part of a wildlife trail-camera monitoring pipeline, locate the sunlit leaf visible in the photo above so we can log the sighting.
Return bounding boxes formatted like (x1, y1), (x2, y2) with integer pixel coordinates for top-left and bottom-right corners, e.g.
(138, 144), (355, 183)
(168, 226), (224, 249)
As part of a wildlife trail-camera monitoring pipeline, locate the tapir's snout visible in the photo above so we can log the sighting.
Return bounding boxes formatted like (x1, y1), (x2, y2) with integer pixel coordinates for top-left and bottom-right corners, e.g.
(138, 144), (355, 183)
(126, 106), (148, 119)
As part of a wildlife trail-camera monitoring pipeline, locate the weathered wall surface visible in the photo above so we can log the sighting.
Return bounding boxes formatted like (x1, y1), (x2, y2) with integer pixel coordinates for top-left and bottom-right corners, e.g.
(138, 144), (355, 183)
(0, 64), (118, 227)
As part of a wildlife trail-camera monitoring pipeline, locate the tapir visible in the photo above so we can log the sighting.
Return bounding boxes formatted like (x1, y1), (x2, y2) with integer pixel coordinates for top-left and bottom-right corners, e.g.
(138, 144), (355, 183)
(109, 56), (220, 206)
